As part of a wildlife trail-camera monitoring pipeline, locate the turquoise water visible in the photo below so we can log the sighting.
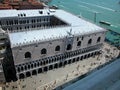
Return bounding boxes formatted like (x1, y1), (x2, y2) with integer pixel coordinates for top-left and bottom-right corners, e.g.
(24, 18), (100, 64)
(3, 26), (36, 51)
(48, 0), (120, 46)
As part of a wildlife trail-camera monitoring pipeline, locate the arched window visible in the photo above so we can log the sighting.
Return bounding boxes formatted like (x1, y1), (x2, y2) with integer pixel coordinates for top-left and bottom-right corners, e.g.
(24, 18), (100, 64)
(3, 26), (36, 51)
(19, 73), (25, 79)
(77, 41), (81, 46)
(59, 62), (63, 67)
(64, 61), (67, 66)
(28, 65), (30, 69)
(54, 63), (58, 68)
(17, 67), (20, 72)
(21, 66), (24, 71)
(44, 67), (48, 72)
(26, 72), (31, 77)
(32, 70), (37, 75)
(55, 45), (60, 51)
(66, 44), (72, 50)
(88, 39), (92, 45)
(97, 37), (101, 43)
(49, 65), (53, 70)
(38, 68), (42, 73)
(25, 52), (31, 58)
(41, 48), (47, 54)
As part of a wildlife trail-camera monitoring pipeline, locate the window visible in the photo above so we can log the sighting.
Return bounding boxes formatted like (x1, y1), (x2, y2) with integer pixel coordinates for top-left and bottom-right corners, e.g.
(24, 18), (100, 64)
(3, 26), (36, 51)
(9, 20), (13, 25)
(27, 20), (29, 23)
(55, 45), (60, 51)
(25, 52), (31, 58)
(41, 48), (47, 54)
(31, 20), (34, 23)
(6, 21), (8, 25)
(39, 11), (43, 14)
(77, 37), (79, 41)
(66, 44), (72, 50)
(26, 72), (31, 77)
(77, 41), (81, 46)
(21, 14), (23, 17)
(37, 19), (39, 22)
(44, 18), (45, 21)
(97, 37), (101, 43)
(27, 26), (29, 29)
(19, 73), (25, 79)
(20, 27), (22, 30)
(39, 18), (41, 22)
(32, 70), (37, 75)
(81, 36), (84, 40)
(88, 39), (92, 45)
(14, 20), (18, 24)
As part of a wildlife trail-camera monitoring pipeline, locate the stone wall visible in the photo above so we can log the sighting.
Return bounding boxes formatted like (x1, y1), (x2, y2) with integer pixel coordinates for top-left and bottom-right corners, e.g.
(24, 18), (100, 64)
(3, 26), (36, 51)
(12, 31), (105, 65)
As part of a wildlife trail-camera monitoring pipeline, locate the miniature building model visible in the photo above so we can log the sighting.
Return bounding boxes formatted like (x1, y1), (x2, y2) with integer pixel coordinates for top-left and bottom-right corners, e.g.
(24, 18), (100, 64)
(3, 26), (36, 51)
(0, 9), (106, 83)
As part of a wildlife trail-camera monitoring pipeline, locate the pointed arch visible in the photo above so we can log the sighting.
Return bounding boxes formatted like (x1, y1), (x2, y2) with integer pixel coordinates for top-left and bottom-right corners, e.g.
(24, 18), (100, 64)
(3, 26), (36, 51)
(77, 41), (81, 46)
(25, 52), (31, 58)
(55, 45), (60, 51)
(66, 44), (72, 50)
(41, 48), (47, 54)
(88, 39), (92, 45)
(97, 37), (101, 43)
(19, 73), (25, 79)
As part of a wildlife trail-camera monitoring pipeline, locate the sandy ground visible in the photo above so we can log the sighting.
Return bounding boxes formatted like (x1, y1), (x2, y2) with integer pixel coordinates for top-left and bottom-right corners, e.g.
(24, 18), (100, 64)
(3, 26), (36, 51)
(0, 43), (119, 90)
